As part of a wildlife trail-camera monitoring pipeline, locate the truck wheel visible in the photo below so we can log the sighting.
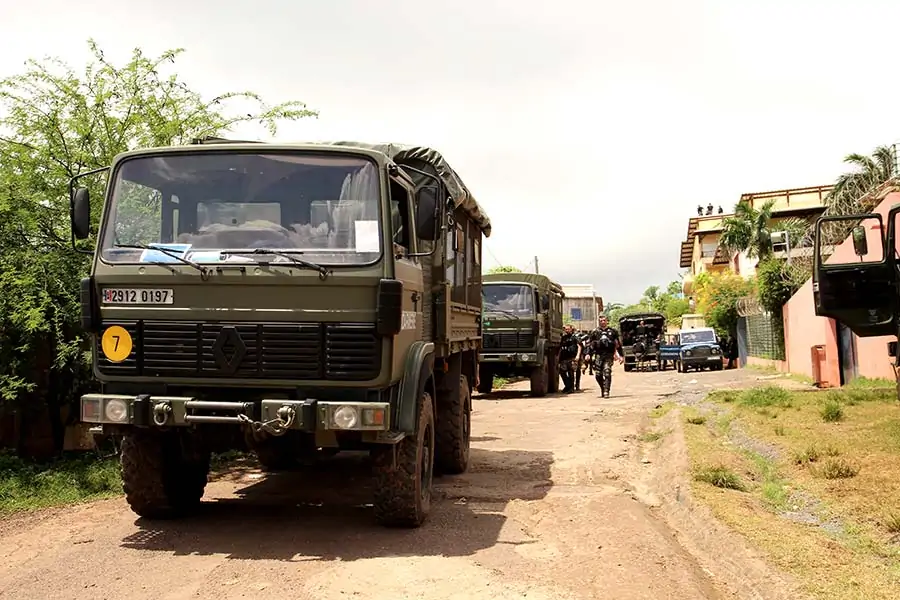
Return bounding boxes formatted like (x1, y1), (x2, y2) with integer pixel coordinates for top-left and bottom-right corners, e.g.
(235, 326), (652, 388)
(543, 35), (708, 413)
(373, 392), (435, 527)
(548, 355), (560, 393)
(624, 363), (634, 372)
(435, 375), (471, 475)
(121, 430), (210, 519)
(529, 356), (549, 397)
(252, 435), (299, 472)
(477, 365), (494, 394)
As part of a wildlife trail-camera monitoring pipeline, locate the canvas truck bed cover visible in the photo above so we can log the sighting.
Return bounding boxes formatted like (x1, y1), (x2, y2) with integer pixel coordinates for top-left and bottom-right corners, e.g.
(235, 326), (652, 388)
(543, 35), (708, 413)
(482, 272), (564, 296)
(314, 141), (491, 236)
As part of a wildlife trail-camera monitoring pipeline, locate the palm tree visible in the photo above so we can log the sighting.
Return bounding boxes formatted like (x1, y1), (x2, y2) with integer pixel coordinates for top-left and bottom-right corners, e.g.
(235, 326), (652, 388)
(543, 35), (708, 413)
(804, 144), (899, 250)
(827, 145), (897, 214)
(719, 199), (808, 259)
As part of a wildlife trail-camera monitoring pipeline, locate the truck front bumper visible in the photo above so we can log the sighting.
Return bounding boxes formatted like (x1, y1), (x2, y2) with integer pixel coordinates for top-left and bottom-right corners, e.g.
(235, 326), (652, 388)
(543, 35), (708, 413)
(479, 352), (539, 366)
(80, 394), (391, 433)
(681, 356), (722, 368)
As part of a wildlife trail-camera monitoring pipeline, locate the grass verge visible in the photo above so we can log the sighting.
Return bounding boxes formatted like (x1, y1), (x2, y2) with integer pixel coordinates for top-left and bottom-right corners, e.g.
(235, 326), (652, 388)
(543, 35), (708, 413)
(0, 447), (253, 517)
(682, 384), (900, 600)
(0, 451), (121, 515)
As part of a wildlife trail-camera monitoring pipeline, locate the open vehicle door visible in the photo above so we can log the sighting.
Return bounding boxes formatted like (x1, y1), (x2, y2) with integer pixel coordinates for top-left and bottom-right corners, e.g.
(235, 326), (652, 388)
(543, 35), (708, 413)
(813, 213), (895, 337)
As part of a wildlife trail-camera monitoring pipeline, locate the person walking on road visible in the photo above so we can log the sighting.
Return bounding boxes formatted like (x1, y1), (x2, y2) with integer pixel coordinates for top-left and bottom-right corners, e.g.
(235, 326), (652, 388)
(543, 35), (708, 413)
(558, 324), (581, 393)
(587, 316), (623, 398)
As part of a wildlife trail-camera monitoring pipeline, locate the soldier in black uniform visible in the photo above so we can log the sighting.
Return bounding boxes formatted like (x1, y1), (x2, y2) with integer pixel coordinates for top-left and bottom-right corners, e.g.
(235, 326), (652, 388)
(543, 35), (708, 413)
(558, 324), (581, 393)
(573, 331), (586, 391)
(587, 315), (623, 398)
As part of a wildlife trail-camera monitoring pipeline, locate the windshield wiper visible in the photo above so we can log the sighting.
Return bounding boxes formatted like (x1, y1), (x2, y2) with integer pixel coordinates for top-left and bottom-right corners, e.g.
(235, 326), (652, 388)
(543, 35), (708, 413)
(113, 244), (210, 278)
(219, 249), (331, 280)
(485, 309), (523, 320)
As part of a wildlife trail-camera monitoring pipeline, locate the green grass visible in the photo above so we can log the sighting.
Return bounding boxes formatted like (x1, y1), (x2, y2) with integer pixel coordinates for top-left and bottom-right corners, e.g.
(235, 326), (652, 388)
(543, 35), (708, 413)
(639, 430), (666, 443)
(821, 399), (845, 423)
(745, 451), (789, 508)
(0, 451), (121, 514)
(0, 447), (251, 516)
(738, 386), (793, 409)
(693, 465), (745, 491)
(844, 376), (895, 390)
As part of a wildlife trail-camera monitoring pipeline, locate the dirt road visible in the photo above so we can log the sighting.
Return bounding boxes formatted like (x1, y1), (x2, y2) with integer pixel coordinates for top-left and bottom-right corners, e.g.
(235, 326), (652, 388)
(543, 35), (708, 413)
(0, 367), (793, 599)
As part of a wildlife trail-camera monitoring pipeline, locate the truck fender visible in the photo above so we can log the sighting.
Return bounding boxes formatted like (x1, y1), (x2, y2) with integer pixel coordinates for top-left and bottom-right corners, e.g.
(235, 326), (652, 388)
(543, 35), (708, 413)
(396, 341), (435, 434)
(536, 338), (548, 364)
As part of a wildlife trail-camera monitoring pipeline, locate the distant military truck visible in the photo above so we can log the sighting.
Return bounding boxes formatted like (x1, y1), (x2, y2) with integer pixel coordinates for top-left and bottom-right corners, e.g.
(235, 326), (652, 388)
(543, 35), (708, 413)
(477, 273), (565, 396)
(618, 312), (666, 372)
(69, 138), (492, 528)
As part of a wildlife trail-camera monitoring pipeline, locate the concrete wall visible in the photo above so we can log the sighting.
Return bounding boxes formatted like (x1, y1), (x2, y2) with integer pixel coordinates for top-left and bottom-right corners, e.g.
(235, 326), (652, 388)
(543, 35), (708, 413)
(781, 191), (900, 385)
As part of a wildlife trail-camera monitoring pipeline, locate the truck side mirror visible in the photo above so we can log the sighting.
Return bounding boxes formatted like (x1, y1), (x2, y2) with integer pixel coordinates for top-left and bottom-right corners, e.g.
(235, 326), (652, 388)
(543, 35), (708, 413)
(540, 294), (550, 311)
(71, 187), (91, 240)
(414, 186), (440, 242)
(851, 225), (868, 257)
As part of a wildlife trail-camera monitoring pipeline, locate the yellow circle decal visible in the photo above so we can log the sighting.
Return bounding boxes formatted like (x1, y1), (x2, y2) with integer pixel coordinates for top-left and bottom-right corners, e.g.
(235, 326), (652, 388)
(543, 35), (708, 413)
(101, 326), (133, 363)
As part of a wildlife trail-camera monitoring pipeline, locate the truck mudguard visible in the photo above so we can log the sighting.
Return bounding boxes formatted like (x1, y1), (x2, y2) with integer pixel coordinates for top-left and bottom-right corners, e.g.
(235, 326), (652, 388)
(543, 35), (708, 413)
(397, 341), (435, 433)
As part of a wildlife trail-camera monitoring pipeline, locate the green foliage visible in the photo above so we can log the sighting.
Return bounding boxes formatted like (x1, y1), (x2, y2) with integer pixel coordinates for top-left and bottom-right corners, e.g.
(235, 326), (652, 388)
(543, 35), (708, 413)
(487, 265), (522, 273)
(694, 270), (755, 336)
(0, 451), (121, 513)
(606, 280), (688, 326)
(0, 40), (314, 455)
(719, 199), (777, 259)
(755, 257), (804, 314)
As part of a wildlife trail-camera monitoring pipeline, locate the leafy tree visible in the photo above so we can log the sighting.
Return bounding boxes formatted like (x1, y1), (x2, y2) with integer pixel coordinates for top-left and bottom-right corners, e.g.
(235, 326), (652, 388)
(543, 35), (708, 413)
(606, 280), (688, 327)
(0, 40), (314, 457)
(719, 199), (807, 260)
(487, 265), (522, 273)
(829, 145), (897, 215)
(693, 271), (755, 337)
(803, 144), (898, 254)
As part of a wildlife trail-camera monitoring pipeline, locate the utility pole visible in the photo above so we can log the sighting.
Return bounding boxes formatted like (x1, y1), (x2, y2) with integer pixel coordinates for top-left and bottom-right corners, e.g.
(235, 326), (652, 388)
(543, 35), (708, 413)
(534, 256), (539, 273)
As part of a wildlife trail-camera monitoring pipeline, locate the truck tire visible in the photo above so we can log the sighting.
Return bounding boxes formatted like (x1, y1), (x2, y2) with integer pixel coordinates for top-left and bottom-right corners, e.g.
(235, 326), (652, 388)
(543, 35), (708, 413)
(624, 362), (634, 372)
(529, 356), (549, 397)
(548, 353), (560, 393)
(435, 375), (471, 475)
(121, 430), (210, 519)
(477, 365), (493, 394)
(372, 392), (435, 527)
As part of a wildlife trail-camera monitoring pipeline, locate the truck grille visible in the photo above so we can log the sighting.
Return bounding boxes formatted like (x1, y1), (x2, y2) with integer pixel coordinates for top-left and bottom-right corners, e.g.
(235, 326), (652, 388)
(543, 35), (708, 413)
(690, 346), (711, 357)
(483, 331), (536, 350)
(97, 321), (381, 381)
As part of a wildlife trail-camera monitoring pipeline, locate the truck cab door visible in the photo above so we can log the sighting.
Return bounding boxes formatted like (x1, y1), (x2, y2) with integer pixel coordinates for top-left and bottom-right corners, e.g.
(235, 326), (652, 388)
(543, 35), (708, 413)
(813, 212), (896, 337)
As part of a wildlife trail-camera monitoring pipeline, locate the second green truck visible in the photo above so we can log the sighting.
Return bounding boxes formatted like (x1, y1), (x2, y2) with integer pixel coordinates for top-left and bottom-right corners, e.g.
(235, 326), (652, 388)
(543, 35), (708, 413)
(477, 273), (565, 396)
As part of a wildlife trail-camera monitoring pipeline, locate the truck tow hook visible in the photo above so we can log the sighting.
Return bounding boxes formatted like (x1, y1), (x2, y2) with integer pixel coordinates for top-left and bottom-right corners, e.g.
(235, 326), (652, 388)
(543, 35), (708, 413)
(237, 406), (297, 437)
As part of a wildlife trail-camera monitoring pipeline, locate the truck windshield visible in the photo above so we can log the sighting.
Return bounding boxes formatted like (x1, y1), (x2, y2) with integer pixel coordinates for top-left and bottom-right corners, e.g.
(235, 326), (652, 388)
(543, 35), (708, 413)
(99, 152), (382, 265)
(680, 330), (716, 344)
(482, 284), (534, 316)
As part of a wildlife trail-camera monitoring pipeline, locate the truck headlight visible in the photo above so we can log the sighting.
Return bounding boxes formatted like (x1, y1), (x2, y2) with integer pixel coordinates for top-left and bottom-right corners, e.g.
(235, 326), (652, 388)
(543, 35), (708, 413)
(332, 406), (359, 429)
(104, 398), (129, 423)
(683, 350), (692, 357)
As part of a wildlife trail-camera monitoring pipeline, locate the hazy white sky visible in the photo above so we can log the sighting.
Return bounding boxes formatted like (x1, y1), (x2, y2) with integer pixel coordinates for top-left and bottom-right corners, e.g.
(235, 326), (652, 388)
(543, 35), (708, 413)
(4, 0), (900, 303)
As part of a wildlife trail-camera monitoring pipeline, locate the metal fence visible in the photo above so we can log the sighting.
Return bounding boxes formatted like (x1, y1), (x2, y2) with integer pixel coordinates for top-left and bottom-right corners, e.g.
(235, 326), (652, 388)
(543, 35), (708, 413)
(744, 313), (786, 361)
(736, 295), (786, 361)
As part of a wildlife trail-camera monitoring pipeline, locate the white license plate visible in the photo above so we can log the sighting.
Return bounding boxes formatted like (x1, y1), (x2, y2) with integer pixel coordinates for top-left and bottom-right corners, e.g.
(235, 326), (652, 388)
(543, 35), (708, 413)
(102, 288), (174, 305)
(707, 356), (720, 360)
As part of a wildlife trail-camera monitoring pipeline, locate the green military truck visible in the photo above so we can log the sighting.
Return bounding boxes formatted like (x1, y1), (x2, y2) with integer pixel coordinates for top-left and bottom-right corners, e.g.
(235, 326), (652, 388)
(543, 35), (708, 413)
(69, 138), (491, 528)
(477, 273), (564, 396)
